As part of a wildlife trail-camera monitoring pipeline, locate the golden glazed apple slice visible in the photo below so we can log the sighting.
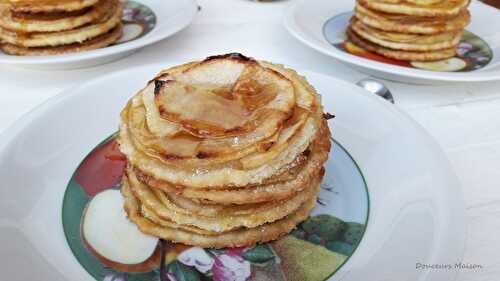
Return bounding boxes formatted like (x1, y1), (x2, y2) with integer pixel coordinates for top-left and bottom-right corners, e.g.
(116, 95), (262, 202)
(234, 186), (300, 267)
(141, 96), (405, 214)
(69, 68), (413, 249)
(81, 189), (160, 272)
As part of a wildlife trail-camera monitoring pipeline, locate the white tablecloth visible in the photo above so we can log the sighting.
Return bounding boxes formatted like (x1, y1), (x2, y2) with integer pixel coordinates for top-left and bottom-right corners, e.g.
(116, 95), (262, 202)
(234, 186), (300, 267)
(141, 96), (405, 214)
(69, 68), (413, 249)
(1, 0), (498, 280)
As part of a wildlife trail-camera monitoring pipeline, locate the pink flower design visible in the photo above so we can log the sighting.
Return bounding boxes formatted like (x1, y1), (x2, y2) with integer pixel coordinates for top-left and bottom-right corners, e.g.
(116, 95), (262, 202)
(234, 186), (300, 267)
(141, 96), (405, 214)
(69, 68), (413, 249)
(212, 254), (251, 281)
(225, 247), (248, 257)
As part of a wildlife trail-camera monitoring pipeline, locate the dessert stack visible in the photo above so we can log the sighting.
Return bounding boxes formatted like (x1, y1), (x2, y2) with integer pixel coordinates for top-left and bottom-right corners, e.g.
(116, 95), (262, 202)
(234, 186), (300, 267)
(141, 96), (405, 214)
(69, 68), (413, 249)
(118, 53), (332, 248)
(348, 0), (471, 61)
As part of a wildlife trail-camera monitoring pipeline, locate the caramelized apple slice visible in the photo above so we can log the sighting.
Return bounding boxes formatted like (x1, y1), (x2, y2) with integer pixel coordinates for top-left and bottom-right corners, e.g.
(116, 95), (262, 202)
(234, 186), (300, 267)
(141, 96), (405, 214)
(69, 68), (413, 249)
(153, 68), (295, 138)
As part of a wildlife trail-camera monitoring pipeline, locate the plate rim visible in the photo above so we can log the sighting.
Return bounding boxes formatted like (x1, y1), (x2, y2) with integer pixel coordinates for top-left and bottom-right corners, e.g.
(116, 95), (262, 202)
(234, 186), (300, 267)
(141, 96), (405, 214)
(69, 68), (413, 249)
(284, 0), (500, 82)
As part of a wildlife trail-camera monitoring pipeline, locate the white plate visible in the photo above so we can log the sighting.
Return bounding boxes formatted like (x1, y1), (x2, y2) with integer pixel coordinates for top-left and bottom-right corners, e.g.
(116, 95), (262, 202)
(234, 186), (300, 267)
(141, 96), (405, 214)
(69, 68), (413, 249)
(284, 0), (500, 84)
(0, 64), (465, 281)
(0, 0), (198, 70)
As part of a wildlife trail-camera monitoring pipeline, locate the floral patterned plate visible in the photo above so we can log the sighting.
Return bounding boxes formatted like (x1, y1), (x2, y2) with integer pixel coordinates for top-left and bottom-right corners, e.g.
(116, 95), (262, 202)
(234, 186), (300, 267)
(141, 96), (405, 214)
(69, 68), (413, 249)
(285, 0), (500, 83)
(61, 134), (368, 281)
(0, 65), (465, 281)
(0, 0), (197, 69)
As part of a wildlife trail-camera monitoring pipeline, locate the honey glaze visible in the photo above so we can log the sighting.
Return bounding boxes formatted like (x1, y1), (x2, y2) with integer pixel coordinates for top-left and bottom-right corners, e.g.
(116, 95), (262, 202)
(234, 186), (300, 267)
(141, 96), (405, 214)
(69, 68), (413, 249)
(153, 72), (285, 137)
(7, 0), (101, 15)
(155, 80), (252, 133)
(9, 0), (80, 6)
(11, 6), (90, 21)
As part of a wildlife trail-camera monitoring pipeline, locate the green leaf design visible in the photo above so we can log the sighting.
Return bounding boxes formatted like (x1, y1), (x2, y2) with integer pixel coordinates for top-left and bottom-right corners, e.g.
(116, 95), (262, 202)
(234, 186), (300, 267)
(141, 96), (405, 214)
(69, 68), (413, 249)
(167, 260), (201, 281)
(326, 241), (354, 256)
(301, 214), (347, 241)
(343, 222), (365, 245)
(242, 245), (275, 263)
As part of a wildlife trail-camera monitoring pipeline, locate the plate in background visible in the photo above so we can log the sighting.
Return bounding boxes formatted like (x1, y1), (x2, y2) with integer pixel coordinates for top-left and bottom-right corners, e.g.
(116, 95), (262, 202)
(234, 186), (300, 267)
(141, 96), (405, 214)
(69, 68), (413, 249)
(0, 0), (197, 69)
(284, 0), (500, 84)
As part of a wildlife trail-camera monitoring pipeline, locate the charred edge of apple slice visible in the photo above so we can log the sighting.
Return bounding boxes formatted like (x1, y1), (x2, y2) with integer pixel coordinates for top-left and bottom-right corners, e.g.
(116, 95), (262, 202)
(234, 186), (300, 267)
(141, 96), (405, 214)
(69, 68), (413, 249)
(323, 112), (335, 120)
(153, 79), (175, 96)
(205, 53), (254, 63)
(147, 72), (169, 85)
(80, 203), (162, 273)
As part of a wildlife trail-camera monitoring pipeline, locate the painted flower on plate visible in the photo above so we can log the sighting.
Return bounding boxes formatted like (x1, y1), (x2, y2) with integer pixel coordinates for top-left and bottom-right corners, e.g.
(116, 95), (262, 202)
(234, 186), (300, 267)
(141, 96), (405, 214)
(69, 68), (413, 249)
(212, 253), (251, 281)
(177, 247), (214, 274)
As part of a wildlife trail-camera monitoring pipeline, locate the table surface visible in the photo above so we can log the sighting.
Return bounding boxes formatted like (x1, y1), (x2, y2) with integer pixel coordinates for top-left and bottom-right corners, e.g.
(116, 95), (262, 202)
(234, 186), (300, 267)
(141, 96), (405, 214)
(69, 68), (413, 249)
(0, 0), (499, 280)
